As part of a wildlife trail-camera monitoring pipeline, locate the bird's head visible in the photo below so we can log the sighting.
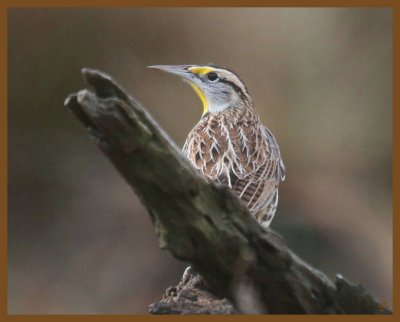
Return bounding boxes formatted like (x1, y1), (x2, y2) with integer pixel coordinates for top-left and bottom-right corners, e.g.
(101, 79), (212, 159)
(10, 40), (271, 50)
(148, 64), (252, 115)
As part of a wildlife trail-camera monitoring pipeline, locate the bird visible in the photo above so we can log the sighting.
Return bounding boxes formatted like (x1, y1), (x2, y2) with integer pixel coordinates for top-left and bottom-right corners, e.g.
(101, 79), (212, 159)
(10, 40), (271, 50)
(148, 64), (285, 227)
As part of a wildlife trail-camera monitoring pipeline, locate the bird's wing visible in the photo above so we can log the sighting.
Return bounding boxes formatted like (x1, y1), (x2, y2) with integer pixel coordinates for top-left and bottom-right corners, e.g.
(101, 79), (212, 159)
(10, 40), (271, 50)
(229, 125), (284, 214)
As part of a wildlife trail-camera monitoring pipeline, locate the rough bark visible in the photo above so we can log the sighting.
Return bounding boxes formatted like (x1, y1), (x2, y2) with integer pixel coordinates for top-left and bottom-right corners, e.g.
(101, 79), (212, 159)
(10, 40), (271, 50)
(64, 69), (391, 315)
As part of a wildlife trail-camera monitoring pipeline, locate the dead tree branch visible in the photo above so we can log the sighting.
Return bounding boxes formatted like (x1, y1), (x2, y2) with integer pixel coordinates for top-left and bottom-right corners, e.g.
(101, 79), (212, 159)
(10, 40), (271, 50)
(64, 69), (390, 315)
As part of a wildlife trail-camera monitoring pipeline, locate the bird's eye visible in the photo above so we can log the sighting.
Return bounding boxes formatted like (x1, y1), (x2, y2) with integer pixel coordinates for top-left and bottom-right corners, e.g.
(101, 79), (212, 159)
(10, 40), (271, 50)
(207, 72), (218, 82)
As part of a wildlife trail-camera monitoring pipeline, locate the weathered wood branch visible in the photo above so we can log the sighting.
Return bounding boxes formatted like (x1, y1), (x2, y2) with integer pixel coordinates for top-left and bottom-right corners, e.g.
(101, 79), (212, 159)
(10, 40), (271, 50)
(64, 69), (390, 315)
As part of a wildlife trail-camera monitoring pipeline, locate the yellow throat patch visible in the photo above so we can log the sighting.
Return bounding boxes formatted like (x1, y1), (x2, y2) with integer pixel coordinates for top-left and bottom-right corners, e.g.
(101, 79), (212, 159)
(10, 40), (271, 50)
(189, 82), (208, 115)
(187, 66), (215, 115)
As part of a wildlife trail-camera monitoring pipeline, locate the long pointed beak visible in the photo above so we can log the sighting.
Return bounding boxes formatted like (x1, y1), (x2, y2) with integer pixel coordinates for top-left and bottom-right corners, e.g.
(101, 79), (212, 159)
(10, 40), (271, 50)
(147, 65), (194, 80)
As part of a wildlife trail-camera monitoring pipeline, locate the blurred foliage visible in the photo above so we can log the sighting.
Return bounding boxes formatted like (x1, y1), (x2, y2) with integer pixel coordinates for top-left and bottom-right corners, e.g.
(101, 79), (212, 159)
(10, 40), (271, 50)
(8, 8), (392, 313)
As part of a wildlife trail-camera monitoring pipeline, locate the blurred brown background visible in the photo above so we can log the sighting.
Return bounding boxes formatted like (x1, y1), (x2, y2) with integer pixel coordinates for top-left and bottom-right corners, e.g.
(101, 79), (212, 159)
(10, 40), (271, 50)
(8, 8), (392, 314)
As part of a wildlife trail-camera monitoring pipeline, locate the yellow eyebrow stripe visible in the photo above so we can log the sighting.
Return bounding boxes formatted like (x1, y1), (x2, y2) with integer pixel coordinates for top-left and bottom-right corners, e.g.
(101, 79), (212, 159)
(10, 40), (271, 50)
(188, 66), (215, 75)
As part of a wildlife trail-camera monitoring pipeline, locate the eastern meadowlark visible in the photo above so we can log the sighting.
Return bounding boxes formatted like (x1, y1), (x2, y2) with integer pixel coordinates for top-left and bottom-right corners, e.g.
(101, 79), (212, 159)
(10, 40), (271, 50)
(149, 64), (285, 227)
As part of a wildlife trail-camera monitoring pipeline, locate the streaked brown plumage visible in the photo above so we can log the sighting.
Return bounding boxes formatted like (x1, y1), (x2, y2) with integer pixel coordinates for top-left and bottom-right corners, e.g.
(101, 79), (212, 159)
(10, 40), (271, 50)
(149, 64), (285, 227)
